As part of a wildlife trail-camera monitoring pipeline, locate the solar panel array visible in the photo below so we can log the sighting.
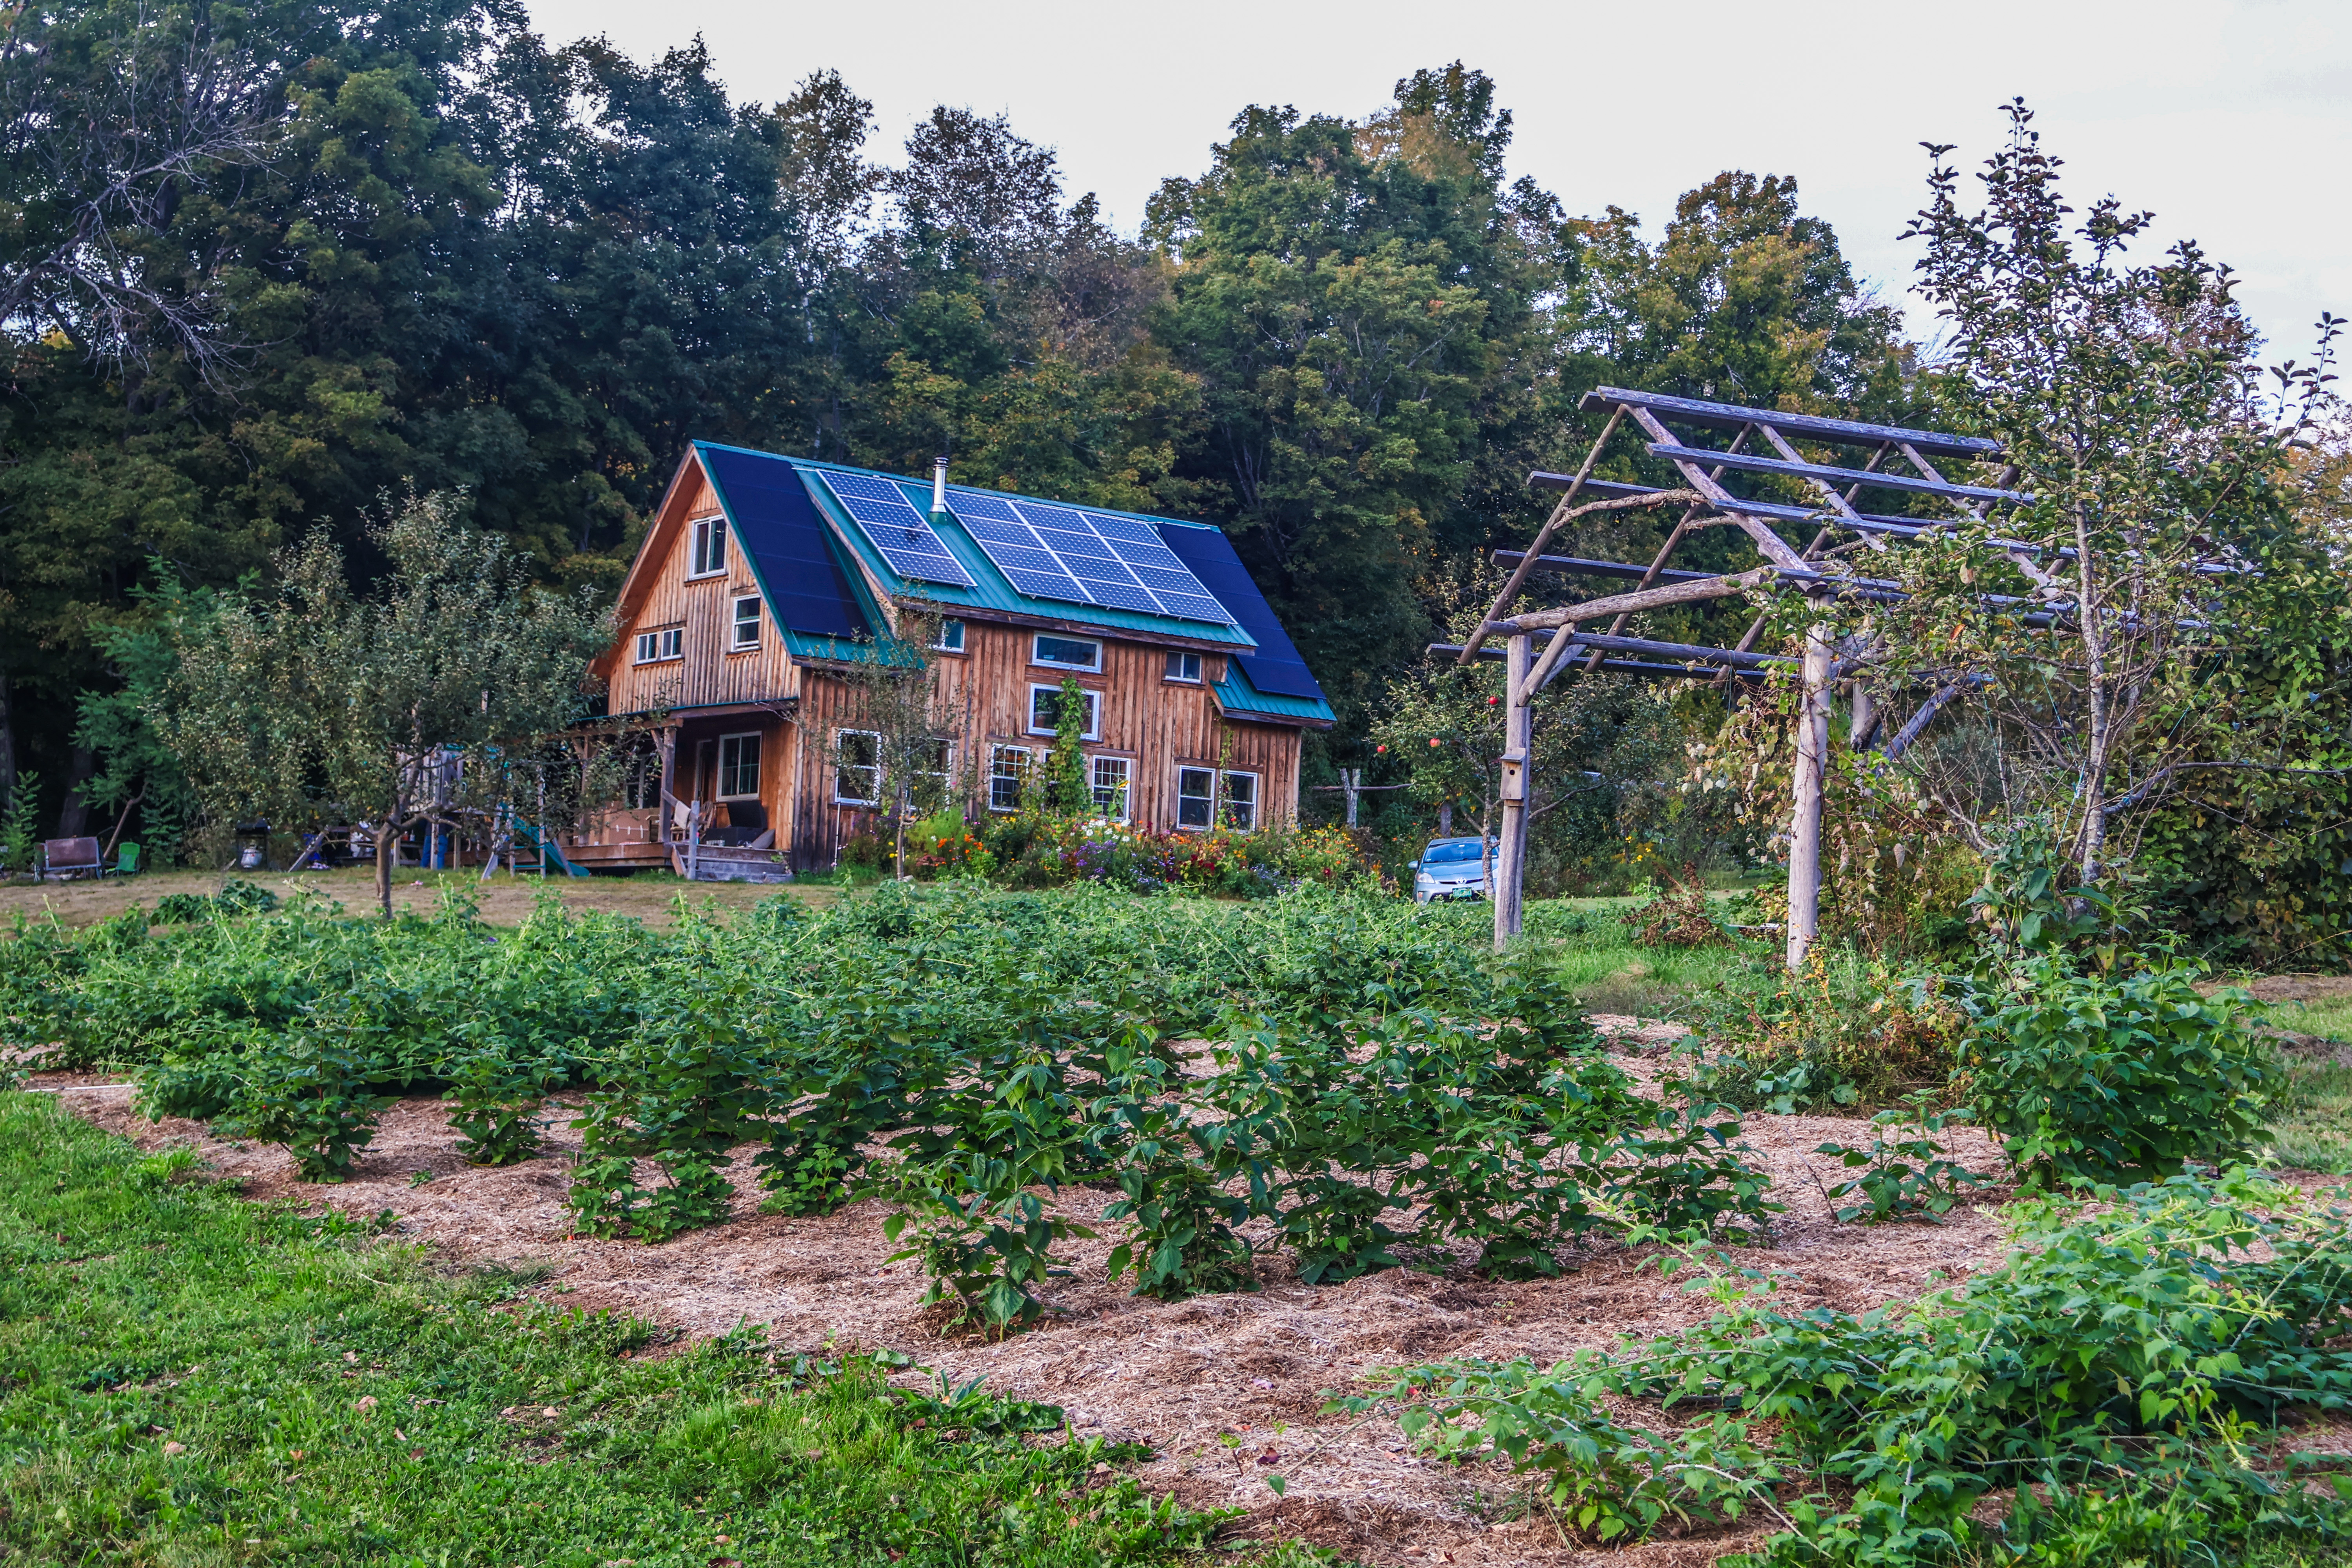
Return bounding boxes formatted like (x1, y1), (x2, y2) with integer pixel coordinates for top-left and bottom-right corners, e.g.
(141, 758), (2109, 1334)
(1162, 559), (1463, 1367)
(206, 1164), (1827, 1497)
(945, 489), (1232, 625)
(810, 471), (973, 588)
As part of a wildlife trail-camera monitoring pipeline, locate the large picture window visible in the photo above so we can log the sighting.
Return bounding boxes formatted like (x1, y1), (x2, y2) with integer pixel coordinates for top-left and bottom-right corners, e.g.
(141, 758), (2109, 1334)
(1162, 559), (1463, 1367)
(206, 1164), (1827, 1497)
(1089, 756), (1131, 820)
(989, 746), (1029, 812)
(834, 731), (880, 805)
(688, 516), (728, 577)
(1028, 684), (1100, 740)
(717, 733), (762, 800)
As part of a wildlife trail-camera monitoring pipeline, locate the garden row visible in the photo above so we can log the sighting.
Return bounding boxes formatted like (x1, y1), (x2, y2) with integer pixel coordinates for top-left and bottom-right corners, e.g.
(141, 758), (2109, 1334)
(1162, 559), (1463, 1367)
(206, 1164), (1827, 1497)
(3, 878), (2333, 1567)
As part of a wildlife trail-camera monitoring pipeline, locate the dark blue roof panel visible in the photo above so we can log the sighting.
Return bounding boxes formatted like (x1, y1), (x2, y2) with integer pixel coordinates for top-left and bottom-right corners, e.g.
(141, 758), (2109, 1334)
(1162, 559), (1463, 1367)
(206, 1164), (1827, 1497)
(697, 445), (870, 641)
(1152, 524), (1326, 702)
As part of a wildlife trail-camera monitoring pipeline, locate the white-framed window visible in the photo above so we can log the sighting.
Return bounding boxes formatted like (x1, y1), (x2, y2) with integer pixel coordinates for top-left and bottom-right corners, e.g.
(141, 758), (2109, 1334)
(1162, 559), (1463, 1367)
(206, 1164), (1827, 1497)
(730, 595), (762, 651)
(1164, 650), (1203, 683)
(688, 515), (728, 577)
(1176, 767), (1216, 829)
(1028, 683), (1101, 740)
(932, 617), (966, 652)
(1032, 633), (1101, 672)
(1221, 770), (1259, 831)
(634, 626), (683, 664)
(1176, 767), (1259, 831)
(1089, 755), (1131, 820)
(717, 732), (762, 800)
(988, 745), (1029, 812)
(834, 730), (880, 805)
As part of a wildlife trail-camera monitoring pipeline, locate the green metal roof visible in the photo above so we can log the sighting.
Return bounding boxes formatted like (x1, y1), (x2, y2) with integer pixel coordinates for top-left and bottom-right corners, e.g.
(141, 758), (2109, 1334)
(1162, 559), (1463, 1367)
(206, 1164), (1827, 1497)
(1213, 662), (1336, 725)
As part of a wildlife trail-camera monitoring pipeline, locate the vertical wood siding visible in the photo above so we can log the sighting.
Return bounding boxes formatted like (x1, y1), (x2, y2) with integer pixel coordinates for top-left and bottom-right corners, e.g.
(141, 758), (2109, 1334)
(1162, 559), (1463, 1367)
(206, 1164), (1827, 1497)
(588, 454), (1310, 871)
(602, 463), (801, 717)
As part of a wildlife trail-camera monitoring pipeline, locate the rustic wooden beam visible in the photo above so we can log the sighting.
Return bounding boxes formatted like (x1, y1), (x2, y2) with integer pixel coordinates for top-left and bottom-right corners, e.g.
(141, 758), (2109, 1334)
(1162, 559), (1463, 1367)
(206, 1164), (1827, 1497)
(1622, 407), (1815, 574)
(1509, 564), (1782, 699)
(1458, 407), (1627, 666)
(1428, 642), (1771, 684)
(1493, 565), (1781, 634)
(1646, 443), (2033, 505)
(1490, 550), (1719, 585)
(1575, 385), (2002, 463)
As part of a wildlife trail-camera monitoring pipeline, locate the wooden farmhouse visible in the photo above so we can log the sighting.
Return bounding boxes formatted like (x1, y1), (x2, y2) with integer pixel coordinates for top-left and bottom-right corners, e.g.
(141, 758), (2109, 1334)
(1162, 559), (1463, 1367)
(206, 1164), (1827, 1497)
(570, 443), (1334, 878)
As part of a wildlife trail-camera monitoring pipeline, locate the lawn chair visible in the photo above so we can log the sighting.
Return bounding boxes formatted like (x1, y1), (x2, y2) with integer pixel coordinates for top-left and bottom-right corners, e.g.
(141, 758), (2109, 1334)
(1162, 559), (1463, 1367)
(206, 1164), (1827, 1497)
(39, 837), (103, 881)
(103, 842), (142, 877)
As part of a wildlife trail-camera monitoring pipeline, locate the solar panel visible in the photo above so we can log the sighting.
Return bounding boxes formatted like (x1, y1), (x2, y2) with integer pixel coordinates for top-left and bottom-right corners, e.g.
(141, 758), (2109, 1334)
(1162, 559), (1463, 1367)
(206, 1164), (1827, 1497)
(940, 490), (1093, 606)
(1154, 523), (1326, 700)
(938, 486), (1234, 624)
(811, 470), (975, 588)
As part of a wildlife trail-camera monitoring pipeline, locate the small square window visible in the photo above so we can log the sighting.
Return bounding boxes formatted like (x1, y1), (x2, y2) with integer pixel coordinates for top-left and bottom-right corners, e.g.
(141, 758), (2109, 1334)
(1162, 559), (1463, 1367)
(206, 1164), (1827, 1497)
(1032, 634), (1101, 671)
(731, 595), (762, 650)
(718, 732), (761, 799)
(1089, 755), (1131, 820)
(688, 516), (728, 577)
(933, 618), (966, 652)
(835, 730), (879, 805)
(1029, 684), (1100, 740)
(1176, 767), (1215, 829)
(1165, 650), (1203, 683)
(635, 626), (682, 663)
(989, 745), (1029, 812)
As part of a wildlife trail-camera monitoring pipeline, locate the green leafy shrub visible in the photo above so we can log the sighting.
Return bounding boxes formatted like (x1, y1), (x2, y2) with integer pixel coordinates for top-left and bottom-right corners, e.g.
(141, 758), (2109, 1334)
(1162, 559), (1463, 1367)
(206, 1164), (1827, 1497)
(1965, 955), (2271, 1184)
(445, 1043), (564, 1165)
(152, 878), (279, 925)
(568, 1011), (759, 1241)
(212, 1026), (392, 1181)
(1813, 1093), (1989, 1223)
(1360, 1170), (2352, 1564)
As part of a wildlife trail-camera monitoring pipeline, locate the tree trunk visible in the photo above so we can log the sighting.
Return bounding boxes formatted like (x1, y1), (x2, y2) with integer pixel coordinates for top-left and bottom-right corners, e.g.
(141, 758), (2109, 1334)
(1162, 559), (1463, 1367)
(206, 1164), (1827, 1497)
(376, 818), (398, 918)
(55, 744), (97, 839)
(1785, 620), (1834, 971)
(1493, 633), (1531, 952)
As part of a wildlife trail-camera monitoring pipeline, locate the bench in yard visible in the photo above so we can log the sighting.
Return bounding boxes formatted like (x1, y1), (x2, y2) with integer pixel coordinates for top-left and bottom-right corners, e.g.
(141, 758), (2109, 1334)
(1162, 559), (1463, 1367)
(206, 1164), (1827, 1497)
(40, 837), (102, 880)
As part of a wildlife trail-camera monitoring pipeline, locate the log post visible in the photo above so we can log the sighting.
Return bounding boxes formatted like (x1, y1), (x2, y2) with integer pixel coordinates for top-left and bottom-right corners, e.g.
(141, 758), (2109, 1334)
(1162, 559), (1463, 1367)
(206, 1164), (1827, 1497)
(1786, 619), (1834, 971)
(1494, 632), (1532, 951)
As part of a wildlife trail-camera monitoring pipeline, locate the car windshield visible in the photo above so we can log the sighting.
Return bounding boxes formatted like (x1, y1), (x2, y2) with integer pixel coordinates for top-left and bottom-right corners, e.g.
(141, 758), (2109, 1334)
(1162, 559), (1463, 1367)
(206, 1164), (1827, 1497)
(1422, 840), (1486, 865)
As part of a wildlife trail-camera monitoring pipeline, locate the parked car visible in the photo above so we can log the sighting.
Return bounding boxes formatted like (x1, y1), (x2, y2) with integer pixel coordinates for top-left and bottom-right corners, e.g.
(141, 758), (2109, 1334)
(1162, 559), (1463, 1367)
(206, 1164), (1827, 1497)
(1412, 836), (1495, 902)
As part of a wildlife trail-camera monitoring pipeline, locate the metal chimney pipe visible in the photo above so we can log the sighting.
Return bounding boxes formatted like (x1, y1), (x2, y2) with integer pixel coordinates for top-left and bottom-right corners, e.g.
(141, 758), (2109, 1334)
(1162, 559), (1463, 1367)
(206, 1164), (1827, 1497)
(932, 454), (949, 515)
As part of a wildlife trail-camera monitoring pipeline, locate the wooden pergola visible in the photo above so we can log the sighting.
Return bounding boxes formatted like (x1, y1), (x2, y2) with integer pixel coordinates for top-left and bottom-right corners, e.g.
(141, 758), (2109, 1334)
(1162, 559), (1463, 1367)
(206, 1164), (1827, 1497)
(1456, 387), (2043, 969)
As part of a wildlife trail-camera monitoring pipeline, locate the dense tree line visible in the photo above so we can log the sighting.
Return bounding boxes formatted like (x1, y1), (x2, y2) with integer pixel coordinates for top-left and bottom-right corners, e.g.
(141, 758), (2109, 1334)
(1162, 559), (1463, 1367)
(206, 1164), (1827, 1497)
(0, 0), (1916, 843)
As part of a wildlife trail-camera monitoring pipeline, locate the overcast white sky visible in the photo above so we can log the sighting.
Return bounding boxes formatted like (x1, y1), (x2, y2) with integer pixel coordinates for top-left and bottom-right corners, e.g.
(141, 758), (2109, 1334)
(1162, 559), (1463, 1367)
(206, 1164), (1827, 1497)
(523, 0), (2349, 357)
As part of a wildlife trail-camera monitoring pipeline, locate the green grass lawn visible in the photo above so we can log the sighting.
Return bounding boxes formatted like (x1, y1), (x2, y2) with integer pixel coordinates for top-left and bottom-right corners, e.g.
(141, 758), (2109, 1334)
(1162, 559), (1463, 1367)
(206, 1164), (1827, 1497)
(2263, 1060), (2352, 1176)
(0, 1093), (1319, 1566)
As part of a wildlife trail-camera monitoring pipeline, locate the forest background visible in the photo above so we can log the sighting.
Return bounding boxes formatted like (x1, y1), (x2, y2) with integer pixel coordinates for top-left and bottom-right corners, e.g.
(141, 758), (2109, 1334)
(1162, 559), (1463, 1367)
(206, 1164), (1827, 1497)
(4, 0), (2345, 964)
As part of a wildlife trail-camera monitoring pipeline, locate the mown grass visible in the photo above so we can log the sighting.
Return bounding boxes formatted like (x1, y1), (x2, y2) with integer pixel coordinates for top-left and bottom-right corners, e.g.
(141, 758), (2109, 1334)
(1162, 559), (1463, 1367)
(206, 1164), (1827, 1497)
(2273, 993), (2352, 1045)
(1527, 896), (1771, 1021)
(2263, 1060), (2352, 1176)
(0, 1093), (1321, 1566)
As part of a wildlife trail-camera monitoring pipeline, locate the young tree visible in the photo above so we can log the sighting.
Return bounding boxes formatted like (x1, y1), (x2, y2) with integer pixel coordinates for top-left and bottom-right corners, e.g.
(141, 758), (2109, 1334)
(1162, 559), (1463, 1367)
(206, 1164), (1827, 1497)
(1856, 101), (2344, 890)
(157, 491), (609, 914)
(828, 611), (967, 876)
